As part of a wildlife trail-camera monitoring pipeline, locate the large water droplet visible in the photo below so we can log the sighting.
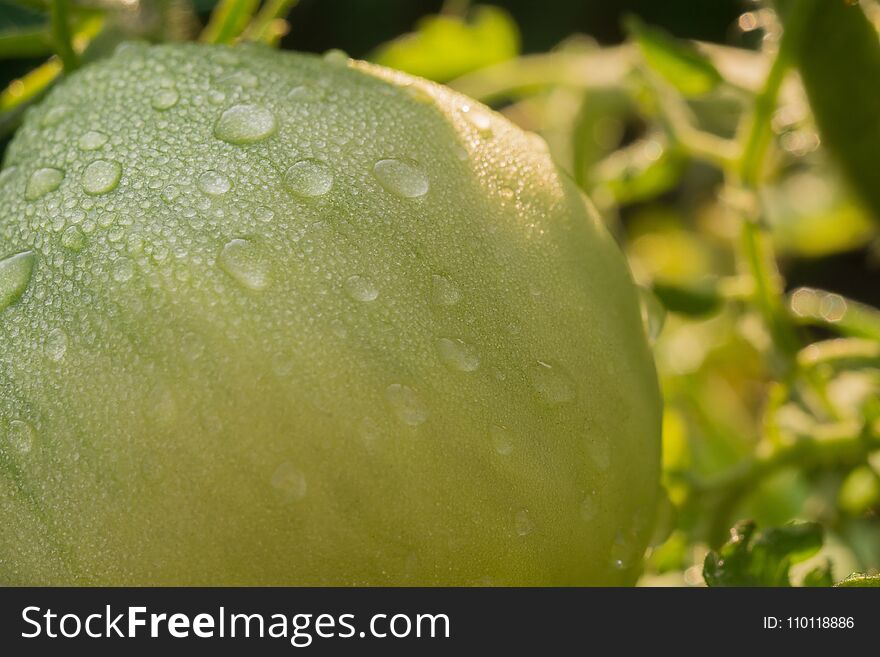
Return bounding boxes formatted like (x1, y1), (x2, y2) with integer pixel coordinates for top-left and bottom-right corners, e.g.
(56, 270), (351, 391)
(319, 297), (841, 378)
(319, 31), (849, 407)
(431, 274), (461, 306)
(288, 85), (326, 102)
(78, 130), (108, 151)
(270, 461), (307, 501)
(284, 159), (333, 198)
(580, 491), (598, 522)
(528, 359), (576, 405)
(372, 158), (429, 198)
(61, 226), (86, 252)
(345, 275), (379, 302)
(82, 160), (121, 195)
(323, 48), (349, 65)
(515, 509), (535, 536)
(435, 337), (480, 372)
(214, 104), (276, 144)
(197, 170), (232, 196)
(41, 106), (70, 127)
(25, 167), (63, 200)
(45, 328), (68, 362)
(6, 420), (35, 455)
(649, 487), (675, 547)
(489, 424), (513, 455)
(0, 251), (35, 311)
(219, 238), (271, 291)
(461, 104), (493, 135)
(151, 88), (179, 111)
(638, 285), (666, 344)
(385, 384), (429, 426)
(217, 70), (259, 88)
(610, 530), (638, 571)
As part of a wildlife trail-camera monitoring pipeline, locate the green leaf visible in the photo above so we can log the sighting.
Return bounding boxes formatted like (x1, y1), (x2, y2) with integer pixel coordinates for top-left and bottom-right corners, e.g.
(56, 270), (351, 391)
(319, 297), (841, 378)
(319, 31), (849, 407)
(592, 137), (684, 204)
(703, 520), (757, 587)
(0, 27), (52, 60)
(836, 573), (880, 587)
(652, 280), (722, 318)
(704, 520), (824, 587)
(802, 562), (834, 587)
(200, 0), (260, 44)
(778, 0), (880, 222)
(625, 15), (722, 97)
(371, 5), (519, 82)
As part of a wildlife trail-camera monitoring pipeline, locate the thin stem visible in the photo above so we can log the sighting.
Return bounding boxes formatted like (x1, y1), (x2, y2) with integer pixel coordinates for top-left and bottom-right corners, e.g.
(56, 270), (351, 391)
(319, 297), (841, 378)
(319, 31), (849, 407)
(50, 0), (79, 72)
(738, 0), (816, 186)
(243, 0), (299, 45)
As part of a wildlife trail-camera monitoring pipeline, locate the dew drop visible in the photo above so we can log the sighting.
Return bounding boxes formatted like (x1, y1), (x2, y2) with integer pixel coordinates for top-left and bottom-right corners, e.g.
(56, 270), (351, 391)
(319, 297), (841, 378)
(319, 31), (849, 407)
(255, 206), (275, 223)
(372, 158), (429, 198)
(219, 238), (271, 291)
(515, 509), (534, 536)
(288, 85), (326, 102)
(25, 167), (64, 200)
(435, 337), (480, 372)
(430, 274), (461, 306)
(0, 251), (35, 311)
(462, 104), (493, 135)
(151, 88), (179, 111)
(385, 384), (429, 426)
(270, 461), (307, 501)
(41, 106), (69, 127)
(401, 82), (434, 105)
(112, 259), (134, 283)
(345, 275), (379, 302)
(489, 424), (513, 455)
(61, 226), (86, 252)
(82, 160), (121, 195)
(218, 70), (258, 88)
(323, 48), (349, 65)
(197, 170), (232, 196)
(610, 531), (637, 571)
(6, 420), (35, 455)
(528, 359), (576, 405)
(580, 491), (598, 522)
(284, 159), (333, 198)
(46, 328), (68, 362)
(214, 104), (277, 144)
(78, 130), (108, 151)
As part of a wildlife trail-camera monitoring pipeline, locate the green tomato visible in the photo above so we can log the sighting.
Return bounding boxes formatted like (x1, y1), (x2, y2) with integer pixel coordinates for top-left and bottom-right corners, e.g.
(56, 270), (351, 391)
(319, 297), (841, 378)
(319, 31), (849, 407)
(0, 43), (661, 585)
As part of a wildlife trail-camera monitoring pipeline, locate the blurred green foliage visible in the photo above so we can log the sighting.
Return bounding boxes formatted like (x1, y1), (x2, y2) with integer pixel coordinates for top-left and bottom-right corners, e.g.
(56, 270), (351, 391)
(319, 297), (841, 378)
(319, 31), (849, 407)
(0, 0), (879, 586)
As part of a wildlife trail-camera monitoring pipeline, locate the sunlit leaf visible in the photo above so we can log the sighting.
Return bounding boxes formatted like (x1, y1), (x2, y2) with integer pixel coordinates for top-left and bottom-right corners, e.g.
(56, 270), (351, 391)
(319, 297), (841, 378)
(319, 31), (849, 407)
(779, 0), (880, 223)
(704, 520), (824, 586)
(592, 137), (684, 204)
(625, 15), (722, 97)
(838, 466), (880, 516)
(836, 573), (880, 587)
(371, 5), (519, 82)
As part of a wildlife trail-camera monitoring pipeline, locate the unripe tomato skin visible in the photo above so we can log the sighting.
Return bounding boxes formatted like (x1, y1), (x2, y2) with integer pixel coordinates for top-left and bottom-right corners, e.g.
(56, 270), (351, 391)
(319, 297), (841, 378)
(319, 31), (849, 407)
(0, 44), (660, 585)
